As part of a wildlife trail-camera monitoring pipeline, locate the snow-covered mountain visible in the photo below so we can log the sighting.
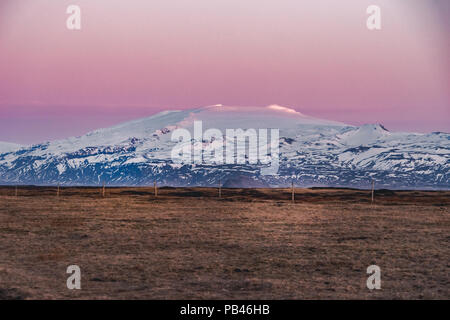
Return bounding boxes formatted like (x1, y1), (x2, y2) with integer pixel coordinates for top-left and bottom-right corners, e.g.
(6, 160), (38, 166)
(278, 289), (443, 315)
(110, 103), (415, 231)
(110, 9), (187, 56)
(0, 105), (448, 189)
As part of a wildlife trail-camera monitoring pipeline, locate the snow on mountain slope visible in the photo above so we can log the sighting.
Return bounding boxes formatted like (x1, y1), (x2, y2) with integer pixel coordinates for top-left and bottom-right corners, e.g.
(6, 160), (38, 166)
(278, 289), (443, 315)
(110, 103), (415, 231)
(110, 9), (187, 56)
(34, 104), (345, 153)
(0, 142), (24, 154)
(7, 104), (347, 162)
(0, 105), (448, 189)
(338, 124), (391, 146)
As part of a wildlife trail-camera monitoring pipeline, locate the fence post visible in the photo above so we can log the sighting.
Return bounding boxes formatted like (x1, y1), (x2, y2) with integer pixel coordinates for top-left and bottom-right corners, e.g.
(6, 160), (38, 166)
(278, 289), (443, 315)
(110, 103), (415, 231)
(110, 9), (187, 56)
(219, 179), (222, 199)
(102, 182), (106, 198)
(57, 184), (60, 198)
(15, 185), (18, 198)
(154, 181), (158, 198)
(371, 180), (375, 204)
(291, 180), (295, 203)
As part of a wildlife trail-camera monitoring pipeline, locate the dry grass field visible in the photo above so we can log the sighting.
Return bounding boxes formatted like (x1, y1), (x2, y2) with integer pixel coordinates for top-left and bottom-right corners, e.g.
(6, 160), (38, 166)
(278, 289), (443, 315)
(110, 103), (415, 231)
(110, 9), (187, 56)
(0, 186), (448, 300)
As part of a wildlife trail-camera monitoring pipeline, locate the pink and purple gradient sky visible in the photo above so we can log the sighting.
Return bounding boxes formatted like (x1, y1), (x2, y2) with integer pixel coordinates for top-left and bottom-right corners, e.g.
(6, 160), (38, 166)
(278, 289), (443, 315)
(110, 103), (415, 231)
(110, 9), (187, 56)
(0, 0), (449, 144)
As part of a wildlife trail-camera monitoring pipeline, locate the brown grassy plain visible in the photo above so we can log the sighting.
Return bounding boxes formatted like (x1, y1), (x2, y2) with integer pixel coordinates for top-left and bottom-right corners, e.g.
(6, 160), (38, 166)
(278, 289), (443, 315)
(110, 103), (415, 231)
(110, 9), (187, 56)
(0, 186), (448, 299)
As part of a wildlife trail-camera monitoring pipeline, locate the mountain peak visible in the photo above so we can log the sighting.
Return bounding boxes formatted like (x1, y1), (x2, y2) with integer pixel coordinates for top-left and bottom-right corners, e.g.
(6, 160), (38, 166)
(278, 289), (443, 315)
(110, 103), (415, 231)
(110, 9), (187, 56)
(176, 104), (346, 130)
(338, 123), (391, 146)
(266, 104), (304, 115)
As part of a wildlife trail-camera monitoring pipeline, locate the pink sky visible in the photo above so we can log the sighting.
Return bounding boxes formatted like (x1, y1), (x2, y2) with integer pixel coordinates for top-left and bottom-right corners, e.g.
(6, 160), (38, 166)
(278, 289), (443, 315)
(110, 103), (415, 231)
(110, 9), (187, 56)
(0, 0), (449, 144)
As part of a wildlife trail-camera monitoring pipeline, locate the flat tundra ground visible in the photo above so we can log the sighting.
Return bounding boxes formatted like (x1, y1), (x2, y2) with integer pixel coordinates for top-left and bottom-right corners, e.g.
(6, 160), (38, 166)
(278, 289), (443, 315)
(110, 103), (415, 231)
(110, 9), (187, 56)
(0, 186), (448, 299)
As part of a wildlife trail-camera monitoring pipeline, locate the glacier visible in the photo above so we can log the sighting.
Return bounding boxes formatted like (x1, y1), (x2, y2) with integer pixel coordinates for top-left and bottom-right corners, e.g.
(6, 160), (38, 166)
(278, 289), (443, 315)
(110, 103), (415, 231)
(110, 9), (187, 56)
(0, 105), (448, 189)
